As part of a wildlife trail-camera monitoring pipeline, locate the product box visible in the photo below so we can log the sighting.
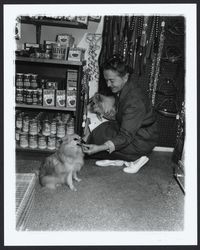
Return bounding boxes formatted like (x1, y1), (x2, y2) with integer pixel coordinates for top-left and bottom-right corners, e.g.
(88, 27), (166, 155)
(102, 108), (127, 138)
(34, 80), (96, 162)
(44, 40), (57, 46)
(66, 90), (76, 108)
(56, 34), (75, 47)
(56, 90), (66, 107)
(68, 48), (82, 62)
(76, 16), (88, 25)
(67, 69), (78, 80)
(24, 43), (40, 51)
(66, 70), (78, 90)
(68, 48), (85, 62)
(67, 80), (77, 90)
(43, 89), (55, 107)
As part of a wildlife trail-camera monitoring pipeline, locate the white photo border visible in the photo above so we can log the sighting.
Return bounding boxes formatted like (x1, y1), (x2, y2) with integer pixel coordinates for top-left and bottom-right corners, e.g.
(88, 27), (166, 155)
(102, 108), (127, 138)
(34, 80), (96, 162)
(3, 3), (197, 246)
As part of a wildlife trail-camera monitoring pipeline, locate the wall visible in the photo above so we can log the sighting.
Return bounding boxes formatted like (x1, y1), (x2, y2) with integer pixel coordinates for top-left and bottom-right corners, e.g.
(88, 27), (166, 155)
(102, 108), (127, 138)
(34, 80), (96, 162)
(16, 18), (104, 97)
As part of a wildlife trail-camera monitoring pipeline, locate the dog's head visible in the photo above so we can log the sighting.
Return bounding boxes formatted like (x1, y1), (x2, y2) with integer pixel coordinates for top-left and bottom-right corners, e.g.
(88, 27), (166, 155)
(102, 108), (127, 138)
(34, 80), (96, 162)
(89, 93), (116, 120)
(58, 134), (84, 165)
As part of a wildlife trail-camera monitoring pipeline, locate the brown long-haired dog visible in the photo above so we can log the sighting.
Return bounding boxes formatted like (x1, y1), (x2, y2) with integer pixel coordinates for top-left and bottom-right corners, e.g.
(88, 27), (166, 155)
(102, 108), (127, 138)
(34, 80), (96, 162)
(89, 93), (116, 121)
(39, 134), (84, 191)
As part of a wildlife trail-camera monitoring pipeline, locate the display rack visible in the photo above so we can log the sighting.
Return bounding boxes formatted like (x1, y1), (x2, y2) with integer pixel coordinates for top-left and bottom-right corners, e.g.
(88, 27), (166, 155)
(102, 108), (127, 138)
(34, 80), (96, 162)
(20, 16), (88, 44)
(15, 56), (85, 153)
(16, 56), (86, 66)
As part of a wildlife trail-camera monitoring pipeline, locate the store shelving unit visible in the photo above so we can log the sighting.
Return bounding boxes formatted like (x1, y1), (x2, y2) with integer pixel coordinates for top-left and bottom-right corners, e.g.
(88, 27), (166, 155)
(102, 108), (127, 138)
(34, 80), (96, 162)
(16, 17), (87, 153)
(16, 57), (85, 153)
(19, 16), (88, 44)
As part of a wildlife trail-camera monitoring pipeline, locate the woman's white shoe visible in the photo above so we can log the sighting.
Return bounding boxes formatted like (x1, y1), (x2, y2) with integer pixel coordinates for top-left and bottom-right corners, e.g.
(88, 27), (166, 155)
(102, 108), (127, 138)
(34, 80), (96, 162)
(95, 160), (124, 167)
(123, 156), (149, 174)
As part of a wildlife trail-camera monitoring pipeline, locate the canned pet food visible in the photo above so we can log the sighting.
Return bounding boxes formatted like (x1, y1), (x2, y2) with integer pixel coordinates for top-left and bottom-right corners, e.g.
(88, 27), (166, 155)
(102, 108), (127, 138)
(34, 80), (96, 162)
(16, 88), (24, 104)
(29, 135), (38, 149)
(16, 73), (24, 88)
(16, 129), (21, 142)
(52, 43), (67, 60)
(32, 89), (38, 105)
(47, 135), (56, 150)
(23, 74), (31, 89)
(30, 74), (38, 89)
(66, 118), (75, 135)
(16, 113), (23, 129)
(50, 119), (57, 135)
(22, 115), (29, 133)
(57, 122), (65, 138)
(38, 134), (47, 149)
(19, 132), (28, 148)
(29, 119), (38, 135)
(26, 89), (33, 105)
(42, 120), (51, 136)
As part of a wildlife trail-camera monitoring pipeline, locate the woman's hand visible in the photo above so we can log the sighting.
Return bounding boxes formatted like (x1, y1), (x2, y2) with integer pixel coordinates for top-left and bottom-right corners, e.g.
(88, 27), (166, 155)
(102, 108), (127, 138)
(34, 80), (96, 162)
(82, 144), (101, 155)
(82, 143), (109, 155)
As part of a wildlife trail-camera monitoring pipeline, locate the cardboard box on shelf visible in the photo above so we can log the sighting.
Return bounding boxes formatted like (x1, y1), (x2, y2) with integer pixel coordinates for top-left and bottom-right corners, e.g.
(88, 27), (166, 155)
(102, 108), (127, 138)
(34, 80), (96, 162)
(43, 89), (55, 107)
(66, 90), (76, 108)
(56, 90), (66, 107)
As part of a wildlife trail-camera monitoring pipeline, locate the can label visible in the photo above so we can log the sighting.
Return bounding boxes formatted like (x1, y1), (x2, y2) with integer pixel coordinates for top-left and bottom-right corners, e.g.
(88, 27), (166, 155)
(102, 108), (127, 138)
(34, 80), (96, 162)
(57, 122), (65, 138)
(38, 135), (47, 149)
(29, 119), (38, 135)
(50, 120), (57, 135)
(16, 88), (23, 104)
(20, 133), (28, 148)
(29, 135), (38, 149)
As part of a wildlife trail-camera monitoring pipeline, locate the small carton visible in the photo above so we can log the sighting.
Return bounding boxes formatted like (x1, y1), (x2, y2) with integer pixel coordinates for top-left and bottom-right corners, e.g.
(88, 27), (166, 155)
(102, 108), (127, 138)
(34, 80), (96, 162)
(43, 89), (55, 107)
(66, 90), (76, 108)
(56, 90), (66, 107)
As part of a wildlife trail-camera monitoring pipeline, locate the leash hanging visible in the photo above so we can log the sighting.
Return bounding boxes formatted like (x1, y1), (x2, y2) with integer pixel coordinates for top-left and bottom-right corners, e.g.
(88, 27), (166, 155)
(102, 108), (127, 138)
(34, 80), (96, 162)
(86, 33), (102, 82)
(152, 20), (166, 106)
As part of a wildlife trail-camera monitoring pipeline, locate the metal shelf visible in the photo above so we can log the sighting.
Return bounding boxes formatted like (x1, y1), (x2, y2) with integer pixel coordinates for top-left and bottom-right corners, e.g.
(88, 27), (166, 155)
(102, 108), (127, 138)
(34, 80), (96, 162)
(16, 144), (56, 154)
(15, 104), (76, 112)
(20, 17), (88, 29)
(16, 56), (86, 66)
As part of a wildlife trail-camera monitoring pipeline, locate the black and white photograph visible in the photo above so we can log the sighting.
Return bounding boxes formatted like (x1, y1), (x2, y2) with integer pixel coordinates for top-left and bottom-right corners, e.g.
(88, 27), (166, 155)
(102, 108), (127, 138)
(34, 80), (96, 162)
(3, 3), (197, 246)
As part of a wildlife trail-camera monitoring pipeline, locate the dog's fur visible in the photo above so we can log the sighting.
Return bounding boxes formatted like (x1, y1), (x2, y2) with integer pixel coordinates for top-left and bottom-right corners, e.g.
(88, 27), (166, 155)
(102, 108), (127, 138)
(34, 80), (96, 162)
(89, 93), (116, 121)
(39, 134), (84, 191)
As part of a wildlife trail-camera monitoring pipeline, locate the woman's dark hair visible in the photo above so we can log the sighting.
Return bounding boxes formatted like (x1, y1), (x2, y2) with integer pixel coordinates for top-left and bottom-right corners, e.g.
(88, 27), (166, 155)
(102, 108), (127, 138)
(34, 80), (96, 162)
(102, 55), (132, 77)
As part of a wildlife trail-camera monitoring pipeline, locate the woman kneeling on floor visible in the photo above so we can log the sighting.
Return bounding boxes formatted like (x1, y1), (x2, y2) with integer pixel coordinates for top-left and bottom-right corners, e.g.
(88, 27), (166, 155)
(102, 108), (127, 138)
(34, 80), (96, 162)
(83, 56), (159, 174)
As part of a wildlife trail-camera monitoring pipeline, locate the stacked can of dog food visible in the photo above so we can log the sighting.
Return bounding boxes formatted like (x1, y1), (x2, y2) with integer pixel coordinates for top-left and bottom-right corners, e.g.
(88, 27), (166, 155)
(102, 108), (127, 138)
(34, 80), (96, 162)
(16, 111), (75, 151)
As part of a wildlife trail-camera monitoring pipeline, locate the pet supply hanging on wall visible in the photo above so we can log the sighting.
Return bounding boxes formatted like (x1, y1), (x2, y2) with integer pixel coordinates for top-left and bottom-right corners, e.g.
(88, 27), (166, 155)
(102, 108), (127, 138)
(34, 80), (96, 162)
(86, 33), (102, 82)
